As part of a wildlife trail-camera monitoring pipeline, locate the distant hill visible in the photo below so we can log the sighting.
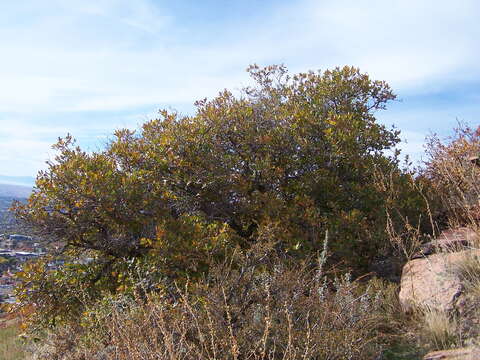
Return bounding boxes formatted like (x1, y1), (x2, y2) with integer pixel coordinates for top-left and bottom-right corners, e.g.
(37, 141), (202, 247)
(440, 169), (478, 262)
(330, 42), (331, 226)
(0, 183), (32, 199)
(0, 175), (35, 188)
(0, 185), (31, 234)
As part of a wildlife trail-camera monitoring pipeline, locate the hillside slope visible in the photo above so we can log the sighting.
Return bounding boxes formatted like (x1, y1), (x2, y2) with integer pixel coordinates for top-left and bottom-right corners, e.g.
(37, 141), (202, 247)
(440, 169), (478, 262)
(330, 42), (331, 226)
(0, 184), (31, 199)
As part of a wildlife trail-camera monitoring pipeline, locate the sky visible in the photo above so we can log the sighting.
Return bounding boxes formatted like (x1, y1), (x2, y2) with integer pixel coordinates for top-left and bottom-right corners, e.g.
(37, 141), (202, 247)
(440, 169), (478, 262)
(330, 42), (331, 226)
(0, 0), (479, 186)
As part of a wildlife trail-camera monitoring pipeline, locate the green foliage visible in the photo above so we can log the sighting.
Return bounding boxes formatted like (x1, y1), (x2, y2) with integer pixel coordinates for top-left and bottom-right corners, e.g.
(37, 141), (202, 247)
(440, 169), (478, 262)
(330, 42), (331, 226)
(15, 256), (116, 330)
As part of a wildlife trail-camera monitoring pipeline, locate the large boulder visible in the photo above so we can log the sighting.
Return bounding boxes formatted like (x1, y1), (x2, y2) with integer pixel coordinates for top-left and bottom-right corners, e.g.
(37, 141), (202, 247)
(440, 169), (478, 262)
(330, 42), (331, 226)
(423, 347), (480, 359)
(399, 250), (480, 313)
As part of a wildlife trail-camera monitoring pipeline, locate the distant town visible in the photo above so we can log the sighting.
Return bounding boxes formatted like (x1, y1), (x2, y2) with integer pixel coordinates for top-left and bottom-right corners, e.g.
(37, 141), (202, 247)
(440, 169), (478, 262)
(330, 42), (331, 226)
(0, 233), (45, 304)
(0, 188), (41, 305)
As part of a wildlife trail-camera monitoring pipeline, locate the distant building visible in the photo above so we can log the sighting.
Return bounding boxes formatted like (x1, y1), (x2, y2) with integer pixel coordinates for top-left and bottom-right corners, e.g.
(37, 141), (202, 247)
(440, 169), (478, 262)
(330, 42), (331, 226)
(9, 234), (32, 242)
(0, 250), (38, 262)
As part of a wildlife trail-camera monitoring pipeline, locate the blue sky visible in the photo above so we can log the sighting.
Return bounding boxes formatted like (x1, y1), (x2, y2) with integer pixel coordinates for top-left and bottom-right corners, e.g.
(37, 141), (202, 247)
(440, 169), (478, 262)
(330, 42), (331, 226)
(0, 0), (479, 185)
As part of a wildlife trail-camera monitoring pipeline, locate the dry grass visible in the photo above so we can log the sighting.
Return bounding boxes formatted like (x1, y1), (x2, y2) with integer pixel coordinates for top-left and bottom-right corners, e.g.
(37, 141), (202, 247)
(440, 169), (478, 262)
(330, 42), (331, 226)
(26, 244), (408, 360)
(446, 250), (480, 348)
(424, 123), (480, 230)
(0, 323), (26, 360)
(452, 251), (480, 296)
(421, 307), (459, 351)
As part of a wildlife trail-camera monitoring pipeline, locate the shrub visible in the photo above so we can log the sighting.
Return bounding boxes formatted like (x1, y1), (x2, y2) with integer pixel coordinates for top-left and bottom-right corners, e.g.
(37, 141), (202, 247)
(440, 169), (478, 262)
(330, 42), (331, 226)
(28, 244), (404, 360)
(12, 64), (429, 343)
(14, 65), (423, 272)
(423, 123), (480, 228)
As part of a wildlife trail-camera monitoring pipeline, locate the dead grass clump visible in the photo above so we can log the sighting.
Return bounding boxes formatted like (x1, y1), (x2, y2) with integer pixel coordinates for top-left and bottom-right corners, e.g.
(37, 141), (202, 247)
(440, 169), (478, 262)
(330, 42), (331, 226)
(453, 252), (480, 296)
(421, 307), (459, 351)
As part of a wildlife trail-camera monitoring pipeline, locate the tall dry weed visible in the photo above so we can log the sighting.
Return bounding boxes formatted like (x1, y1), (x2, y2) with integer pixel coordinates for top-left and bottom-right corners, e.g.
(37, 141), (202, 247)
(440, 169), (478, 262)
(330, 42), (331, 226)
(29, 241), (402, 360)
(424, 123), (480, 229)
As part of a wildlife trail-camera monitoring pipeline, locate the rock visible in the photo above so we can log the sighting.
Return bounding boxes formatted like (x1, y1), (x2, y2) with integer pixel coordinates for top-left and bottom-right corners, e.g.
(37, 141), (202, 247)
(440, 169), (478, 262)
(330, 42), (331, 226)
(399, 250), (480, 313)
(424, 347), (480, 359)
(412, 228), (478, 259)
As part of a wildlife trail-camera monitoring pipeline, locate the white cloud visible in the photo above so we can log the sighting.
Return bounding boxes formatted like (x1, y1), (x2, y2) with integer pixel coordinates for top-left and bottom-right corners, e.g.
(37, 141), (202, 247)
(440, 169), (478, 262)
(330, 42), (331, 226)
(0, 138), (53, 176)
(2, 0), (478, 113)
(266, 0), (480, 93)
